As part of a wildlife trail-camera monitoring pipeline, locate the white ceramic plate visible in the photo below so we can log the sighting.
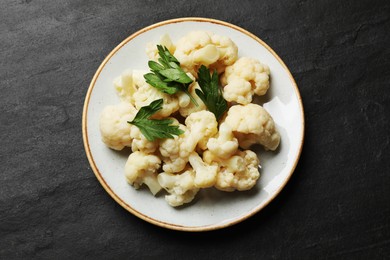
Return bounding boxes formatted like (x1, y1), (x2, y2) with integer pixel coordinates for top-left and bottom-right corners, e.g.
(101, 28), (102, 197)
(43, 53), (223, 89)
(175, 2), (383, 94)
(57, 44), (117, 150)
(83, 18), (304, 231)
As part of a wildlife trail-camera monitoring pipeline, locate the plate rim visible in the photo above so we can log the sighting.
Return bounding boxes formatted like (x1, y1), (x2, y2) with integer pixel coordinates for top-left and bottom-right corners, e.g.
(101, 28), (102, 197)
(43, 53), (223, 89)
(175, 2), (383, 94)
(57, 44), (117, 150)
(82, 17), (305, 232)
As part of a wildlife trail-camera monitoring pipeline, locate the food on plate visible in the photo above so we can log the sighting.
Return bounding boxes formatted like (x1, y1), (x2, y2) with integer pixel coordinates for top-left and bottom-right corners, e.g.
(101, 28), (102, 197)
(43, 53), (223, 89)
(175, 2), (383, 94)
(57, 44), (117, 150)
(144, 45), (197, 104)
(174, 31), (238, 75)
(99, 102), (137, 150)
(196, 65), (227, 121)
(128, 99), (184, 142)
(184, 110), (218, 150)
(224, 103), (280, 150)
(133, 78), (180, 118)
(99, 31), (280, 207)
(206, 122), (238, 159)
(124, 151), (162, 195)
(221, 57), (270, 104)
(157, 168), (199, 207)
(177, 81), (206, 117)
(203, 150), (260, 192)
(188, 152), (218, 188)
(146, 34), (175, 62)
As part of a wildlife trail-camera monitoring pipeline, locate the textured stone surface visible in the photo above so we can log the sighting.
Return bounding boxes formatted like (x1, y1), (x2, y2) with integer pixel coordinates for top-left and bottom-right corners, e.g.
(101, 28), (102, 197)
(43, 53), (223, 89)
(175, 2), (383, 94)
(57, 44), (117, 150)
(1, 0), (389, 259)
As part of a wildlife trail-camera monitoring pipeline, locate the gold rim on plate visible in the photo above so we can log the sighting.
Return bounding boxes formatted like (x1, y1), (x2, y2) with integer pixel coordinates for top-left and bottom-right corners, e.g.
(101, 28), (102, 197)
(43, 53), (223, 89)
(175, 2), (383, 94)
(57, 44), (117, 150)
(82, 17), (305, 232)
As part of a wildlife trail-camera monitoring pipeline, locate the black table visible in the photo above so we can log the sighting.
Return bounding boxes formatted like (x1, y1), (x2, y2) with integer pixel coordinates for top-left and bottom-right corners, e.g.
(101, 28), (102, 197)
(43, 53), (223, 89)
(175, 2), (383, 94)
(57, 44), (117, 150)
(1, 0), (389, 259)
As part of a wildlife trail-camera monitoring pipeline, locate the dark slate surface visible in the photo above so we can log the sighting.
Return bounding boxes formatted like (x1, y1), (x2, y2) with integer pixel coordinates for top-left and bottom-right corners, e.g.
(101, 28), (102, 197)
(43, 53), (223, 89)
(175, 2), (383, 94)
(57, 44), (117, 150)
(1, 0), (389, 259)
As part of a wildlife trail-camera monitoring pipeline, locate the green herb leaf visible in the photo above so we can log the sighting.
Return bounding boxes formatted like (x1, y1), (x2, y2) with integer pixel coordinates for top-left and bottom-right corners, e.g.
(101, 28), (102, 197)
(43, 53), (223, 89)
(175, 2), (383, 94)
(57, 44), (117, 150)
(157, 45), (179, 64)
(128, 99), (184, 141)
(143, 73), (179, 94)
(144, 45), (197, 105)
(148, 61), (165, 72)
(159, 69), (193, 84)
(196, 65), (228, 122)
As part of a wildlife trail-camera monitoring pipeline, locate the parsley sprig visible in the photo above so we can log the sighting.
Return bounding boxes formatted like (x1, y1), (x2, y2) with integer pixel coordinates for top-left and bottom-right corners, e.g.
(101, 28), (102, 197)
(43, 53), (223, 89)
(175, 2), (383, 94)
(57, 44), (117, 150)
(128, 99), (184, 141)
(144, 45), (198, 105)
(196, 65), (228, 122)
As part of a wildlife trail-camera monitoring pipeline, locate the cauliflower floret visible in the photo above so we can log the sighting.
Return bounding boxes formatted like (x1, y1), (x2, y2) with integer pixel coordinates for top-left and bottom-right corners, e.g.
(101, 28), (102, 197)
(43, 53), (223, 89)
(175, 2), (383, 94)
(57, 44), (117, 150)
(145, 34), (175, 61)
(133, 79), (179, 118)
(174, 31), (238, 75)
(99, 102), (137, 150)
(224, 104), (280, 151)
(176, 81), (206, 117)
(204, 150), (260, 192)
(221, 57), (270, 104)
(129, 125), (159, 154)
(131, 70), (149, 88)
(206, 123), (238, 159)
(113, 69), (136, 104)
(185, 110), (218, 150)
(159, 120), (191, 173)
(157, 168), (199, 207)
(124, 151), (162, 195)
(188, 152), (218, 188)
(222, 77), (253, 105)
(209, 33), (239, 73)
(113, 70), (148, 106)
(158, 111), (218, 173)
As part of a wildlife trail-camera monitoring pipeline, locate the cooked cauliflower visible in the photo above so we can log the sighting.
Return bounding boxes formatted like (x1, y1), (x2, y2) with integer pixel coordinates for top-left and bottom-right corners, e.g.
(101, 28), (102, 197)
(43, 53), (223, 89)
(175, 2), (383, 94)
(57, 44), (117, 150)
(157, 168), (199, 207)
(159, 112), (218, 174)
(176, 81), (206, 117)
(221, 57), (270, 104)
(222, 77), (253, 105)
(207, 122), (238, 159)
(224, 104), (280, 151)
(203, 150), (260, 192)
(113, 70), (148, 106)
(124, 151), (162, 195)
(113, 69), (136, 104)
(209, 33), (239, 73)
(133, 80), (179, 118)
(99, 102), (137, 150)
(132, 70), (149, 88)
(188, 152), (218, 188)
(145, 34), (175, 61)
(100, 31), (281, 207)
(159, 120), (191, 173)
(174, 31), (238, 75)
(185, 110), (218, 150)
(129, 125), (159, 154)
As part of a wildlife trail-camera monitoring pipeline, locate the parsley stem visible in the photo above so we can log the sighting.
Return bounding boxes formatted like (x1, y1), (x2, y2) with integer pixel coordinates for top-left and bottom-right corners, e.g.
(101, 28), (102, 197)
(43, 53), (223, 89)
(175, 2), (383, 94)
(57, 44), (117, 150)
(183, 88), (198, 106)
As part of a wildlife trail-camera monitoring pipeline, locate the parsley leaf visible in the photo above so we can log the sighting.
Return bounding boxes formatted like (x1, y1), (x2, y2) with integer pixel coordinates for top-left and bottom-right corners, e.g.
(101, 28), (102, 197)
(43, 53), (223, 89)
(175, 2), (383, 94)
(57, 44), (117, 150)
(196, 65), (228, 122)
(158, 69), (193, 84)
(128, 99), (184, 141)
(143, 73), (179, 94)
(144, 45), (198, 105)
